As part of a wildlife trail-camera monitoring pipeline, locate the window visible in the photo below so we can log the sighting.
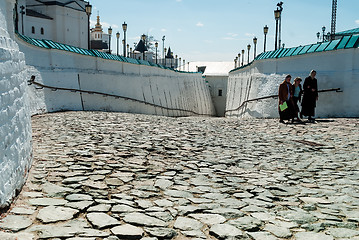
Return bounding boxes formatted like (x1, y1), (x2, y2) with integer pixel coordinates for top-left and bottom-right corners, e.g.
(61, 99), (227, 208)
(41, 28), (44, 35)
(218, 89), (223, 97)
(31, 26), (35, 34)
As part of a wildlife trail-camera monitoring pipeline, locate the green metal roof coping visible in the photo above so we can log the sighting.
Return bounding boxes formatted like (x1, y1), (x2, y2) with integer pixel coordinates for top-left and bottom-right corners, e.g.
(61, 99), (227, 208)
(345, 35), (359, 48)
(230, 34), (359, 73)
(15, 32), (192, 73)
(336, 28), (359, 36)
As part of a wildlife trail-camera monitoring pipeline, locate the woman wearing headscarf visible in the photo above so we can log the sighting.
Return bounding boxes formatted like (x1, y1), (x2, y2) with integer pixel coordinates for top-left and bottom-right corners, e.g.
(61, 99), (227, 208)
(301, 70), (318, 122)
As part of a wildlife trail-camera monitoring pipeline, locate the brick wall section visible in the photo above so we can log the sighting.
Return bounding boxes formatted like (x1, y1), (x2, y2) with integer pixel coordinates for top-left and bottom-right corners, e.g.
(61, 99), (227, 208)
(0, 0), (33, 208)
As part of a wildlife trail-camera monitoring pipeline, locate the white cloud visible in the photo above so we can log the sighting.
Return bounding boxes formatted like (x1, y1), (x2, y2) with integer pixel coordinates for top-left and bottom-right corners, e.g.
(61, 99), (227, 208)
(245, 33), (255, 37)
(222, 37), (235, 40)
(356, 20), (359, 25)
(177, 28), (182, 32)
(227, 33), (238, 37)
(176, 0), (182, 2)
(161, 28), (167, 32)
(196, 22), (204, 27)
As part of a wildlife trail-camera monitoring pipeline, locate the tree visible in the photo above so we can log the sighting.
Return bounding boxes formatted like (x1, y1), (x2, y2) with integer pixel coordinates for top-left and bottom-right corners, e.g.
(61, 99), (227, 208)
(143, 35), (158, 52)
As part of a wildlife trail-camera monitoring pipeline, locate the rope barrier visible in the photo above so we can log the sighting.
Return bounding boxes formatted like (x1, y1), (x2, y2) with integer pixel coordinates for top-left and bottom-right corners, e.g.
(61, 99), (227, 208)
(28, 76), (213, 117)
(225, 88), (342, 113)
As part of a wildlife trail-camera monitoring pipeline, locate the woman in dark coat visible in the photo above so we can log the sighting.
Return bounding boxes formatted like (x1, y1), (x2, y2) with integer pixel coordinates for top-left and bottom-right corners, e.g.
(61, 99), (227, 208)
(301, 70), (318, 122)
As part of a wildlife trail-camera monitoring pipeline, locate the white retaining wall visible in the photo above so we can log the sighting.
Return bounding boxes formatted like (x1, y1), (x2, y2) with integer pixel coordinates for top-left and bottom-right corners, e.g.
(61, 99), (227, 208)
(226, 48), (359, 118)
(17, 39), (215, 117)
(0, 0), (33, 208)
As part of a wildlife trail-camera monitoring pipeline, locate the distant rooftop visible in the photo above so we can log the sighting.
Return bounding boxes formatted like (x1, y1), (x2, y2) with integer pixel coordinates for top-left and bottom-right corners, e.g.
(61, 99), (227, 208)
(187, 62), (233, 76)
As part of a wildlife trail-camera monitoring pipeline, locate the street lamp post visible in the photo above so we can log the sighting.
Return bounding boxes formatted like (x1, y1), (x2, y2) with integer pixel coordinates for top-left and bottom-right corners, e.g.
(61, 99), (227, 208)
(253, 37), (257, 59)
(183, 59), (185, 71)
(164, 47), (167, 66)
(322, 26), (326, 42)
(247, 44), (251, 64)
(108, 27), (112, 54)
(155, 42), (158, 64)
(85, 3), (92, 50)
(274, 9), (281, 50)
(116, 32), (120, 56)
(241, 49), (245, 66)
(179, 57), (182, 70)
(122, 22), (127, 57)
(130, 47), (132, 58)
(175, 55), (178, 68)
(162, 36), (165, 61)
(238, 53), (241, 68)
(142, 34), (146, 60)
(263, 25), (269, 52)
(316, 32), (320, 43)
(20, 5), (25, 35)
(234, 57), (238, 68)
(127, 44), (129, 57)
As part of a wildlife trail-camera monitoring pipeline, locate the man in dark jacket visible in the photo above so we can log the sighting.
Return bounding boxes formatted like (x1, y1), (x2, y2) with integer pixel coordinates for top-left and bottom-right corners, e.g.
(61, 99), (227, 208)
(301, 70), (318, 122)
(278, 75), (295, 123)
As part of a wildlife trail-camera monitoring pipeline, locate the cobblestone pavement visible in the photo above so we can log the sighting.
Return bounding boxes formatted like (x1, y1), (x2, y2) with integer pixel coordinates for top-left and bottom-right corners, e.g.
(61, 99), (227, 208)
(1, 111), (359, 240)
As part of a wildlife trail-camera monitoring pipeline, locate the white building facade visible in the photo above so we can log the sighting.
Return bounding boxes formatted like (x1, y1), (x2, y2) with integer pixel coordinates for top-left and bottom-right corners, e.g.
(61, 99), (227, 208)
(16, 0), (89, 48)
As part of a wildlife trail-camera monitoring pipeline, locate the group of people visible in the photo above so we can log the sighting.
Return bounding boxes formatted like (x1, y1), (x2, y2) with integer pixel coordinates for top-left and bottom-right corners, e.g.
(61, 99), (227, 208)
(278, 70), (318, 123)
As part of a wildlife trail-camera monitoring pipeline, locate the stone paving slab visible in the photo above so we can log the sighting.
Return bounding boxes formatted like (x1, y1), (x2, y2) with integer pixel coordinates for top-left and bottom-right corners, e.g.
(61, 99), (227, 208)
(0, 111), (358, 239)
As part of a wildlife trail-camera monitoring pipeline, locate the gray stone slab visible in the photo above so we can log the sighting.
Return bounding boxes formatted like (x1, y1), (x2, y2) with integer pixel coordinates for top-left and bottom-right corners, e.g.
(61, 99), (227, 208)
(209, 223), (244, 239)
(264, 224), (292, 238)
(188, 213), (226, 226)
(42, 182), (73, 197)
(88, 204), (112, 212)
(228, 216), (262, 231)
(123, 213), (167, 227)
(63, 176), (89, 184)
(111, 224), (144, 239)
(247, 232), (279, 240)
(174, 217), (203, 231)
(294, 232), (334, 240)
(65, 201), (94, 210)
(86, 212), (121, 229)
(10, 207), (36, 215)
(112, 204), (138, 213)
(145, 227), (177, 239)
(0, 215), (32, 231)
(66, 194), (93, 201)
(37, 206), (79, 223)
(329, 228), (359, 238)
(163, 190), (193, 198)
(0, 232), (34, 240)
(28, 197), (68, 206)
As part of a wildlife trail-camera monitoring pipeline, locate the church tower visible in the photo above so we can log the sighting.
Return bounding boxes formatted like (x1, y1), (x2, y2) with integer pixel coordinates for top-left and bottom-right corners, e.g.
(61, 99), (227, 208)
(90, 14), (109, 51)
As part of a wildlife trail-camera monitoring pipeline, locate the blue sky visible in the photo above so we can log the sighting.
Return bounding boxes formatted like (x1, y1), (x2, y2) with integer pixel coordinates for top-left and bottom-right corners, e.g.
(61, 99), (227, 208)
(89, 0), (359, 62)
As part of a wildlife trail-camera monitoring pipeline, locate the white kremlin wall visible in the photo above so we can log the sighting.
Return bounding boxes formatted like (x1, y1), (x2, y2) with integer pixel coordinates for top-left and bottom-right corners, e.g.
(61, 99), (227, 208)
(226, 48), (359, 118)
(17, 40), (215, 117)
(0, 0), (33, 208)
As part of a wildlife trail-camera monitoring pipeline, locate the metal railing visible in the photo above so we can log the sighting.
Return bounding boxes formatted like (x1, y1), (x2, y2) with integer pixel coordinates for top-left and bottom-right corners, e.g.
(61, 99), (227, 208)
(28, 76), (213, 117)
(225, 88), (342, 113)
